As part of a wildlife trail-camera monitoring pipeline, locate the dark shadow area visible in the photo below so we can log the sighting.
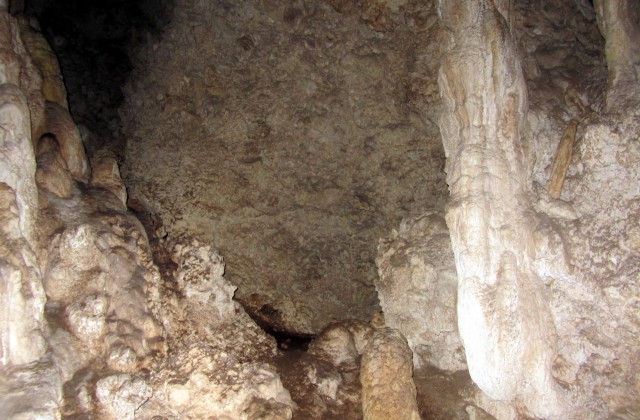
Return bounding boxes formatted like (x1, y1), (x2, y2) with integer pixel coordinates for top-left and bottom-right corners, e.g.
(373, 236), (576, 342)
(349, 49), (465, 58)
(17, 0), (173, 159)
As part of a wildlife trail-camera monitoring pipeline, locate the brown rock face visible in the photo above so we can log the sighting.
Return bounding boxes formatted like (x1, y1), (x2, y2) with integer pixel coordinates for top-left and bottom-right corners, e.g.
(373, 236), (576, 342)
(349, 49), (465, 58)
(121, 0), (448, 334)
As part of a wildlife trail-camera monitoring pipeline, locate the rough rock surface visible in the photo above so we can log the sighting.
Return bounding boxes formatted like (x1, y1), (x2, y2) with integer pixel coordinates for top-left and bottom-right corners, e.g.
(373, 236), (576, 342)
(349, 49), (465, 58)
(90, 150), (127, 206)
(0, 84), (47, 367)
(121, 0), (448, 334)
(438, 2), (562, 416)
(360, 328), (420, 420)
(376, 212), (465, 371)
(139, 344), (293, 420)
(17, 16), (68, 109)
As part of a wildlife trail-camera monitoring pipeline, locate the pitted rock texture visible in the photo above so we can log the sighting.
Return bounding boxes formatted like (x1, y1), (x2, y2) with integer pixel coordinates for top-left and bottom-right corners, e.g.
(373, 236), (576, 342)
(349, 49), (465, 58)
(137, 344), (294, 420)
(1, 8), (295, 420)
(121, 0), (448, 334)
(360, 328), (420, 420)
(376, 213), (465, 371)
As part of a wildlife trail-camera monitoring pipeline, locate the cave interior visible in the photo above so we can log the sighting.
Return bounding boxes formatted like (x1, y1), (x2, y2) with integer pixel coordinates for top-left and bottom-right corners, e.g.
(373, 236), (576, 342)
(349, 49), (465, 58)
(1, 0), (639, 418)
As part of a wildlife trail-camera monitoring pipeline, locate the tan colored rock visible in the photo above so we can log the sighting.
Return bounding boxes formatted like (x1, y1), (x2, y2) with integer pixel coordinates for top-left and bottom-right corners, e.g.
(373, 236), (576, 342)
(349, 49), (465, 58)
(138, 343), (294, 420)
(90, 151), (127, 206)
(0, 359), (62, 419)
(17, 16), (68, 108)
(437, 1), (562, 417)
(360, 328), (420, 420)
(122, 0), (448, 334)
(41, 210), (164, 369)
(0, 13), (46, 142)
(308, 319), (375, 371)
(35, 134), (75, 198)
(96, 374), (152, 420)
(376, 213), (466, 371)
(594, 0), (640, 110)
(43, 100), (90, 183)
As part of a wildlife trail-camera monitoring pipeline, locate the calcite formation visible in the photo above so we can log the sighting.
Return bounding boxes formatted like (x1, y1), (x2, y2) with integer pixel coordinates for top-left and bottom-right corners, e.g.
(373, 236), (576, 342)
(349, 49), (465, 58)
(360, 328), (420, 420)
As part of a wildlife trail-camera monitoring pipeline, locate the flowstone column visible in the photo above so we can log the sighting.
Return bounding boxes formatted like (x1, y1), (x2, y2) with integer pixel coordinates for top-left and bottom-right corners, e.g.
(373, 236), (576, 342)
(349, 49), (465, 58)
(436, 1), (562, 417)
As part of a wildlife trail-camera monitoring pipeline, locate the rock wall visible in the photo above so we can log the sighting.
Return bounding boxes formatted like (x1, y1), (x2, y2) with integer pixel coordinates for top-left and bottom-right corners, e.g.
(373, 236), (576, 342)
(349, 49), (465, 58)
(120, 0), (448, 334)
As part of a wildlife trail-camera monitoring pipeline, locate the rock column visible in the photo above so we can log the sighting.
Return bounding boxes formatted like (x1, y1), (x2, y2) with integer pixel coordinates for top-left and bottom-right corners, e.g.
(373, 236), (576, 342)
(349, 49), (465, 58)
(594, 0), (640, 110)
(437, 1), (562, 417)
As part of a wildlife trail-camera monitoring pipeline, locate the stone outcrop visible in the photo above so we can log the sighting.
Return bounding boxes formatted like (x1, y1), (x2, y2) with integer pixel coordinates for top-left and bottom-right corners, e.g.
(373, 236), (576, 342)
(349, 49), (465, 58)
(42, 100), (90, 182)
(0, 53), (46, 371)
(90, 150), (127, 206)
(376, 213), (466, 371)
(435, 0), (640, 417)
(17, 16), (68, 109)
(121, 0), (448, 334)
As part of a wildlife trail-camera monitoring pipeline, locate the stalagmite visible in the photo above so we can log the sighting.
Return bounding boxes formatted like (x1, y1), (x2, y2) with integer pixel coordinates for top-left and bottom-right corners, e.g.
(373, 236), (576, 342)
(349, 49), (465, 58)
(360, 328), (420, 420)
(437, 1), (562, 417)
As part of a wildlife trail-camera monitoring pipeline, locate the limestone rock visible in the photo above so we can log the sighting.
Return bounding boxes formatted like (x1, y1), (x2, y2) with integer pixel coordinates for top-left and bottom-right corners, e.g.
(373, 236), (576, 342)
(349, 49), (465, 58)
(96, 374), (152, 420)
(308, 320), (374, 370)
(360, 328), (420, 420)
(121, 0), (448, 334)
(306, 362), (342, 400)
(17, 17), (68, 109)
(41, 209), (164, 368)
(0, 13), (46, 141)
(0, 83), (46, 366)
(0, 359), (62, 419)
(35, 133), (75, 198)
(90, 150), (127, 206)
(171, 237), (237, 326)
(138, 343), (294, 420)
(438, 2), (563, 417)
(376, 213), (466, 371)
(594, 0), (640, 110)
(43, 101), (90, 183)
(65, 293), (109, 353)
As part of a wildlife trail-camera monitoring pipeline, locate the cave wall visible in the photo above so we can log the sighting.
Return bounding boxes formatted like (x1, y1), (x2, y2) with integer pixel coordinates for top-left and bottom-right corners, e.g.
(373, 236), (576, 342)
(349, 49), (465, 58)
(121, 0), (449, 334)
